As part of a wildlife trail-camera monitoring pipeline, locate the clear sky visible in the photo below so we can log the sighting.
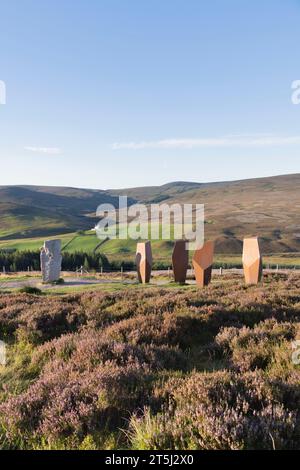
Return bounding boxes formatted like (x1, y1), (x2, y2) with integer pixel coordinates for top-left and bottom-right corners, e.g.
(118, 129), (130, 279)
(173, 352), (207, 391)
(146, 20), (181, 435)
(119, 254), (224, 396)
(0, 0), (299, 189)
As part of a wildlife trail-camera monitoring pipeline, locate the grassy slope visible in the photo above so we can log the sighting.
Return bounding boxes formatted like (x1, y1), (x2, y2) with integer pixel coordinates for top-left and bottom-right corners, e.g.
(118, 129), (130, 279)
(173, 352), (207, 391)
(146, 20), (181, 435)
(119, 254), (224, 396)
(0, 232), (299, 267)
(0, 174), (300, 257)
(110, 174), (300, 253)
(0, 186), (123, 239)
(167, 174), (300, 254)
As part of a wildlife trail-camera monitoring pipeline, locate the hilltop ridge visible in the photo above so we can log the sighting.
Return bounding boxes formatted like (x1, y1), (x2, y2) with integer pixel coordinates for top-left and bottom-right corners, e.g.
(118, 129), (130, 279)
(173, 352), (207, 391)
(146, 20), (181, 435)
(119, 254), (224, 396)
(0, 173), (299, 253)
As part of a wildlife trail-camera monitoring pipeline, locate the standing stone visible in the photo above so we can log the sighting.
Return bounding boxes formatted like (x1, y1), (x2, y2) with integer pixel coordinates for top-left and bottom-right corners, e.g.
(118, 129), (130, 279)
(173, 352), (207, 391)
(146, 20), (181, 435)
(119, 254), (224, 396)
(172, 240), (189, 284)
(40, 239), (62, 283)
(242, 237), (263, 285)
(136, 241), (152, 284)
(192, 241), (214, 287)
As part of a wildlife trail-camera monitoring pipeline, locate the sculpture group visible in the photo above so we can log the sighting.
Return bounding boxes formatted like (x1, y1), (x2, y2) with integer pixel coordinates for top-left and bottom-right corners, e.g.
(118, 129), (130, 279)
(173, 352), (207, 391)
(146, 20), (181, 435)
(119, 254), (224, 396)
(136, 237), (263, 287)
(40, 236), (263, 287)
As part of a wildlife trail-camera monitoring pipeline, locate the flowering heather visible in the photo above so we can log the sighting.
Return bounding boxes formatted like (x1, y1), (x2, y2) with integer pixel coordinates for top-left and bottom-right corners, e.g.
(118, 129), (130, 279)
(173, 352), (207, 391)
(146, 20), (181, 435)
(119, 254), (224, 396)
(214, 319), (298, 371)
(129, 371), (300, 450)
(0, 273), (300, 449)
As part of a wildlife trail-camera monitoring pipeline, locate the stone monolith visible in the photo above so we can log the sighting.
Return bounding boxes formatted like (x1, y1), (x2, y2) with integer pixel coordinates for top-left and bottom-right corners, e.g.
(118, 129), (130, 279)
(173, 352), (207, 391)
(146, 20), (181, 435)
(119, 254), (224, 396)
(40, 239), (62, 283)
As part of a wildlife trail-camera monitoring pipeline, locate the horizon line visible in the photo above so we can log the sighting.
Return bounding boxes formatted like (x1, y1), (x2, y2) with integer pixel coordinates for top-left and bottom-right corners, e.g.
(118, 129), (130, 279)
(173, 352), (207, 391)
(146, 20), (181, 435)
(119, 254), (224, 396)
(0, 171), (299, 192)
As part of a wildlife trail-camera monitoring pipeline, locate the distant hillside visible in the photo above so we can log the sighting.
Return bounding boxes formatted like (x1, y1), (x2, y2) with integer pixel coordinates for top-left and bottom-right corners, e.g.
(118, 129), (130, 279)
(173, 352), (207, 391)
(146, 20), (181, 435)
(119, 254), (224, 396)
(161, 174), (300, 254)
(108, 181), (204, 203)
(0, 186), (124, 239)
(0, 174), (299, 253)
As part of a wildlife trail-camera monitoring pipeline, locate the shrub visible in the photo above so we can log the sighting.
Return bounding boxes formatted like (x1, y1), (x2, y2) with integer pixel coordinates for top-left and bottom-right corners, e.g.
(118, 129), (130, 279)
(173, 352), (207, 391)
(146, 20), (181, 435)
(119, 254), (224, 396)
(129, 371), (300, 450)
(0, 361), (149, 445)
(18, 286), (42, 295)
(1, 273), (300, 449)
(102, 313), (203, 349)
(32, 329), (187, 373)
(214, 320), (297, 371)
(0, 294), (85, 343)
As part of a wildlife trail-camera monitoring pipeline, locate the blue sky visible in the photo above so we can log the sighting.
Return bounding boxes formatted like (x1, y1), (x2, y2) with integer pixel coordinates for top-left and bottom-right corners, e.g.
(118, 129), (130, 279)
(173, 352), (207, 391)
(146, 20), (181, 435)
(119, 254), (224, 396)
(0, 0), (299, 189)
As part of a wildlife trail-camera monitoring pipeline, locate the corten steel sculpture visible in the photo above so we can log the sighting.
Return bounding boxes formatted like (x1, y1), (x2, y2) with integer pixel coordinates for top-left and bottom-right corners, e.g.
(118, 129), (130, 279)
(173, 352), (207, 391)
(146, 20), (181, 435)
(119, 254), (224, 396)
(172, 240), (189, 284)
(192, 241), (214, 287)
(243, 237), (263, 285)
(136, 241), (152, 284)
(40, 239), (62, 283)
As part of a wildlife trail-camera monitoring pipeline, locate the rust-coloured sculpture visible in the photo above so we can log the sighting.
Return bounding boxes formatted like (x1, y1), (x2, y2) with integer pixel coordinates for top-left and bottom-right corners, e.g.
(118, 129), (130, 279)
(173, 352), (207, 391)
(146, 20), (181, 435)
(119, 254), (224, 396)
(243, 237), (263, 285)
(192, 241), (214, 287)
(172, 240), (189, 284)
(136, 241), (152, 284)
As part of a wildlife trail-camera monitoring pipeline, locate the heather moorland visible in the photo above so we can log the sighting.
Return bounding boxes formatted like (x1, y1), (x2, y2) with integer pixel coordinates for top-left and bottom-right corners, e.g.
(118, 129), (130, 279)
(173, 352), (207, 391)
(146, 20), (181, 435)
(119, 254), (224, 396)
(0, 273), (300, 450)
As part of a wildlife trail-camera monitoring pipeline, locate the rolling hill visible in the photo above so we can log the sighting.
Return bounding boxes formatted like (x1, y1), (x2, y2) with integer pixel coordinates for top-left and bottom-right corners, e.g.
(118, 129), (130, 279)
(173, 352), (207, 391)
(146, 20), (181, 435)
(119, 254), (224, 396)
(0, 186), (131, 239)
(0, 174), (299, 254)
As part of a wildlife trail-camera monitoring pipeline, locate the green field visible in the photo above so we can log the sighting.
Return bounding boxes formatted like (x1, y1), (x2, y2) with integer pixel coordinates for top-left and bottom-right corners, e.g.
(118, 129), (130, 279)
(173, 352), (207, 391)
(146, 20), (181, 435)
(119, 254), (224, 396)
(0, 232), (97, 253)
(0, 229), (300, 268)
(1, 174), (300, 255)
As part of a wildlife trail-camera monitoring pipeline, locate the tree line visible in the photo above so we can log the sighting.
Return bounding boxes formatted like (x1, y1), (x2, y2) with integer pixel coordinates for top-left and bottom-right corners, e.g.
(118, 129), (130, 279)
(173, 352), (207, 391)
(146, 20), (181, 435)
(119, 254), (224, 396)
(0, 249), (298, 273)
(0, 250), (111, 272)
